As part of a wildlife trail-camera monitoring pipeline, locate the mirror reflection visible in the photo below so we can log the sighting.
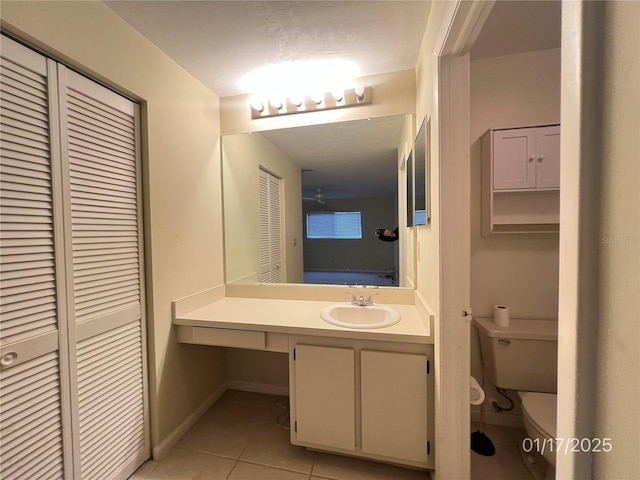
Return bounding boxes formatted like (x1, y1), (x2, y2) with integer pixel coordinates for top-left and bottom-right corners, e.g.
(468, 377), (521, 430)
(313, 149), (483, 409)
(414, 116), (429, 225)
(222, 114), (414, 287)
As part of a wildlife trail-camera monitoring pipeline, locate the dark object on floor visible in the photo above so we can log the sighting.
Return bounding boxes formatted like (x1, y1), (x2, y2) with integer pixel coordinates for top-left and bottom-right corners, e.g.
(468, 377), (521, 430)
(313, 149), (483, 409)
(471, 362), (496, 456)
(471, 429), (496, 456)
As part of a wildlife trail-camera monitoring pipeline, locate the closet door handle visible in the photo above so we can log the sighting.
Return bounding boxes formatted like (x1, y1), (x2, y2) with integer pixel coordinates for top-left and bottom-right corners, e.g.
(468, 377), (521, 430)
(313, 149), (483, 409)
(1, 351), (18, 367)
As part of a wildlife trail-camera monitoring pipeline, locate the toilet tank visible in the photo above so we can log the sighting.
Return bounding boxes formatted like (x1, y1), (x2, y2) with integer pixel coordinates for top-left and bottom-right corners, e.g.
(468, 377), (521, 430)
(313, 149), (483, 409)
(474, 317), (558, 393)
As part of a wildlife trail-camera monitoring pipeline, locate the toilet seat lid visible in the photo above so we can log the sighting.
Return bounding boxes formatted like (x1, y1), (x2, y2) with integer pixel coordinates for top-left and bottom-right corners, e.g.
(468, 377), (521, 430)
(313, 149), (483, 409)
(521, 392), (557, 438)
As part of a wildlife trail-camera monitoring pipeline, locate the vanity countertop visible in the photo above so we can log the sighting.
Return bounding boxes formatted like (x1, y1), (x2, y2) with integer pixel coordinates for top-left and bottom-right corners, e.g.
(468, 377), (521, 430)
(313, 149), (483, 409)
(174, 296), (431, 344)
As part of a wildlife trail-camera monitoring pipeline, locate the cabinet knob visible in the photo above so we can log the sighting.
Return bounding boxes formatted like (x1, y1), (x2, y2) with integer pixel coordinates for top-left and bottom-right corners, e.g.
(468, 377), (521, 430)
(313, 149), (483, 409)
(528, 155), (536, 162)
(538, 155), (545, 162)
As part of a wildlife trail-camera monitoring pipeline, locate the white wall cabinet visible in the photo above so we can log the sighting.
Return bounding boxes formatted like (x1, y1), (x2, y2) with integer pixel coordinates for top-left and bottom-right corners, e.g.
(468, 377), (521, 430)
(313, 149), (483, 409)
(482, 125), (560, 235)
(289, 337), (433, 469)
(492, 126), (560, 190)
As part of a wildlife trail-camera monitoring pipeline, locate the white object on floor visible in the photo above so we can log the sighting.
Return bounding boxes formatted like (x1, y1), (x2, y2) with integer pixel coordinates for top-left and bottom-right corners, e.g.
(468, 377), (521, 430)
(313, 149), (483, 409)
(470, 376), (485, 405)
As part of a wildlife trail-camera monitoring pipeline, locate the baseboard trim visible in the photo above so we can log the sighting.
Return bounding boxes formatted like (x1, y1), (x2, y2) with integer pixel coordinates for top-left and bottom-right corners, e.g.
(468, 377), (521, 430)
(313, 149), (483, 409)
(152, 380), (289, 460)
(152, 381), (227, 461)
(226, 380), (289, 397)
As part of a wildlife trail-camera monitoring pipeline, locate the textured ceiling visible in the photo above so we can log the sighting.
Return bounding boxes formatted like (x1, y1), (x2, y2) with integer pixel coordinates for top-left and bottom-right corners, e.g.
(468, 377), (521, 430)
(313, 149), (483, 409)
(261, 115), (407, 200)
(106, 1), (432, 98)
(105, 0), (560, 201)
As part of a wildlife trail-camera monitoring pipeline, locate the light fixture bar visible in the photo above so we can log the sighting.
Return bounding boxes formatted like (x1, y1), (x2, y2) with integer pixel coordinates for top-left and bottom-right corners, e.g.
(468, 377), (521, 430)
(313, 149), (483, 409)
(250, 86), (372, 119)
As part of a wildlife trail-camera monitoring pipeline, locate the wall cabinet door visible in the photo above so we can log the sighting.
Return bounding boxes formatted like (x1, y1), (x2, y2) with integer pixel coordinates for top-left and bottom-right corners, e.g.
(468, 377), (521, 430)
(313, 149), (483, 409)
(361, 350), (428, 463)
(293, 344), (355, 450)
(492, 128), (537, 189)
(493, 126), (560, 190)
(534, 126), (561, 188)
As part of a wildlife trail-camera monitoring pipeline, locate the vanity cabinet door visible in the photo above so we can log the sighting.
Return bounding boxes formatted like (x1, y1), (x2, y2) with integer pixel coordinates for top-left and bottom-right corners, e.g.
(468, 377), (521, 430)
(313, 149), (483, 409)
(361, 350), (428, 463)
(293, 344), (355, 451)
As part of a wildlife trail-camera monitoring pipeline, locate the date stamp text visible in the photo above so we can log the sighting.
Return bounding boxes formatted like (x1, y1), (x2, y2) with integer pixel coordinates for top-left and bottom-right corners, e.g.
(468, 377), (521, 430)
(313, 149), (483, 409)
(522, 437), (612, 456)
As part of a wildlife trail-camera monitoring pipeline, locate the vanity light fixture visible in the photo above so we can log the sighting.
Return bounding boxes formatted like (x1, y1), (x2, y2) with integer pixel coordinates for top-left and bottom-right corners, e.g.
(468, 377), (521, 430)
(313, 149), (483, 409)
(250, 86), (372, 119)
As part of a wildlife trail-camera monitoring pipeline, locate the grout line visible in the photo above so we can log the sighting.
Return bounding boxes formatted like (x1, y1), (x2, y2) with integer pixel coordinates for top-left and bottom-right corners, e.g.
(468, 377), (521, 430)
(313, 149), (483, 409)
(225, 446), (247, 480)
(173, 445), (240, 462)
(308, 452), (318, 480)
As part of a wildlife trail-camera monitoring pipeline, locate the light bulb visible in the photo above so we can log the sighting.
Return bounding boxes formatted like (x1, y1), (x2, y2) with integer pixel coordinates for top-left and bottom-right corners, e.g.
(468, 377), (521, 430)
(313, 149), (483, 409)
(289, 95), (303, 107)
(250, 99), (264, 112)
(269, 98), (284, 110)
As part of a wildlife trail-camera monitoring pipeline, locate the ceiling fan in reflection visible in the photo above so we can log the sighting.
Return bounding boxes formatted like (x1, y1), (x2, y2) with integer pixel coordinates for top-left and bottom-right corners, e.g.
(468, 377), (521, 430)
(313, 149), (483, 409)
(303, 188), (326, 204)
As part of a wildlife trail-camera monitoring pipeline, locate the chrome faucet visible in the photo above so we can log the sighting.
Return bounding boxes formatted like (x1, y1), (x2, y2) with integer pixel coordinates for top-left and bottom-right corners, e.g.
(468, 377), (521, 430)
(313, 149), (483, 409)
(347, 292), (377, 306)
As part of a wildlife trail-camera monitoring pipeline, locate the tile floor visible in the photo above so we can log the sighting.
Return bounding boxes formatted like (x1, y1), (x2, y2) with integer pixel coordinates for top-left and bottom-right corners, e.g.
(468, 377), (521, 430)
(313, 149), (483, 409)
(131, 390), (534, 480)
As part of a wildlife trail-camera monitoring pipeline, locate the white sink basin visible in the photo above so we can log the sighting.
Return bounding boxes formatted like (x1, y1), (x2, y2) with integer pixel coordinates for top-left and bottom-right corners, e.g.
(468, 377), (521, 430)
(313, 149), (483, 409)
(320, 303), (400, 329)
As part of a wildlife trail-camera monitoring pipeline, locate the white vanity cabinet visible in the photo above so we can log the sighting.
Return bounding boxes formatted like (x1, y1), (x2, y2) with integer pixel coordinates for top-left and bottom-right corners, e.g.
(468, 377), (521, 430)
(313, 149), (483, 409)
(482, 125), (561, 235)
(289, 338), (434, 469)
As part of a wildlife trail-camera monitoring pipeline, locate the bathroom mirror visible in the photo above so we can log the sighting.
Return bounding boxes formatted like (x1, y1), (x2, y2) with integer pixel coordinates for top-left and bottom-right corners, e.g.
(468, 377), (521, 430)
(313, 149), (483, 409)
(414, 116), (430, 225)
(222, 114), (416, 288)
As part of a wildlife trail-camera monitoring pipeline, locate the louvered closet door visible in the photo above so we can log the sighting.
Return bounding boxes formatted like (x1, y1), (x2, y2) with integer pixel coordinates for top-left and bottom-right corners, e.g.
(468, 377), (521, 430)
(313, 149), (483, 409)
(57, 67), (149, 480)
(0, 36), (72, 480)
(268, 174), (282, 283)
(258, 169), (282, 283)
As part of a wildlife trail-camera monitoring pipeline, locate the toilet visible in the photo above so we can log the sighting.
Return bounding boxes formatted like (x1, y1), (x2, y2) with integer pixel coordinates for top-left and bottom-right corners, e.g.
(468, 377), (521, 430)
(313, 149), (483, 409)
(474, 317), (558, 478)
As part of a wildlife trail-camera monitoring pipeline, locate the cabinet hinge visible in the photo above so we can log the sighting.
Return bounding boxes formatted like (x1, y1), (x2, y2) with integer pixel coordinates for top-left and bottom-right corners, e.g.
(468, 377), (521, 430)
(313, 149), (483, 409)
(427, 441), (431, 455)
(426, 360), (430, 374)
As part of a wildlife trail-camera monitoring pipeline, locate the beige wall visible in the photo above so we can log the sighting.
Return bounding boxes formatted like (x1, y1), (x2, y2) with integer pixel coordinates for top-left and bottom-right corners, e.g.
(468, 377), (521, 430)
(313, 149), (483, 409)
(397, 114), (415, 287)
(593, 3), (639, 475)
(414, 2), (444, 310)
(222, 133), (303, 284)
(470, 48), (561, 321)
(1, 1), (226, 446)
(469, 49), (561, 411)
(558, 2), (639, 478)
